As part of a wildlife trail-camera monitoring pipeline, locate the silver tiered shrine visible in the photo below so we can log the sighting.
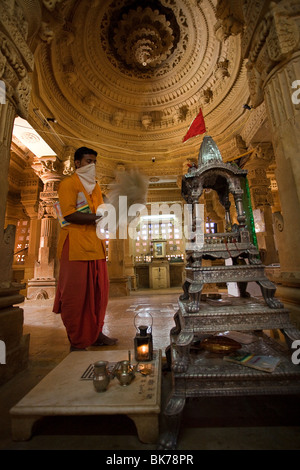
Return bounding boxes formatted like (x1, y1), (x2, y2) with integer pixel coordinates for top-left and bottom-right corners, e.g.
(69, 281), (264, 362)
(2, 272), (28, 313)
(159, 136), (300, 450)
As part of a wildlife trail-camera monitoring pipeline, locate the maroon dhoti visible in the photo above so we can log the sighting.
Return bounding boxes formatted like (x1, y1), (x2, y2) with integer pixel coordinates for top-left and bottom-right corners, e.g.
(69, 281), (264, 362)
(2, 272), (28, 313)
(53, 237), (109, 349)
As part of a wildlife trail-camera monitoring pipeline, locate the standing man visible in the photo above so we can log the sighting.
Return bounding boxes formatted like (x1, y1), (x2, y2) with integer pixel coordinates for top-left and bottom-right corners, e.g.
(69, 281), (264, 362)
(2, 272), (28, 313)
(53, 147), (118, 351)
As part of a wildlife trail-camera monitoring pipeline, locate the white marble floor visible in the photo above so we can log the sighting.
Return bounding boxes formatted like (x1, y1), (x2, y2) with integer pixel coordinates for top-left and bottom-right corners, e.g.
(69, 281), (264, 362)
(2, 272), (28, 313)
(1, 289), (300, 451)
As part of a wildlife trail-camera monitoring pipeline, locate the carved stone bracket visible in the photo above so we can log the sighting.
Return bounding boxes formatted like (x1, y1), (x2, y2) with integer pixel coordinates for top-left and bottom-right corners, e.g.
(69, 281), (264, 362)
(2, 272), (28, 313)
(266, 2), (300, 63)
(242, 0), (300, 108)
(31, 156), (65, 225)
(0, 31), (32, 118)
(215, 0), (244, 41)
(0, 1), (35, 118)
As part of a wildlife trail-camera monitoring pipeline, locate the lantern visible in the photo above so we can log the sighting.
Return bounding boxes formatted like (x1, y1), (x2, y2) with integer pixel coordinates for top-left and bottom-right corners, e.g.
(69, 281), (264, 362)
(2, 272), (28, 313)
(134, 312), (153, 362)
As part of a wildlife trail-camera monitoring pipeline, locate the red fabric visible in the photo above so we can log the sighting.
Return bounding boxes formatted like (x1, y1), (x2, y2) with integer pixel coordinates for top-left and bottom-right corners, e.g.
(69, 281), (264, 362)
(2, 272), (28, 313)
(53, 237), (109, 348)
(182, 108), (206, 142)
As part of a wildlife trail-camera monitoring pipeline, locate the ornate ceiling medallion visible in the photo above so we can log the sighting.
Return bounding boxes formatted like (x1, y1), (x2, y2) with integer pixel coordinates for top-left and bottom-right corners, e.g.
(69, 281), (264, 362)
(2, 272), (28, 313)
(112, 6), (175, 69)
(102, 0), (182, 78)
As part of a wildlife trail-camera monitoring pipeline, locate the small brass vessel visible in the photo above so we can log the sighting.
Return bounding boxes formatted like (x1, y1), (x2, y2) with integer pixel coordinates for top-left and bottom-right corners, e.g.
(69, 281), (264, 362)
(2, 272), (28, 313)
(114, 360), (139, 386)
(93, 360), (111, 392)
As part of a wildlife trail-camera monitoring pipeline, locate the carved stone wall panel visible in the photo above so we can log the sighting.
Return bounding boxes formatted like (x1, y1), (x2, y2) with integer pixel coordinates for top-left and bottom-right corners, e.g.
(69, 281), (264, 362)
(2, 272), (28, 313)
(0, 3), (33, 69)
(242, 1), (300, 109)
(240, 1), (267, 58)
(0, 1), (34, 118)
(266, 3), (300, 63)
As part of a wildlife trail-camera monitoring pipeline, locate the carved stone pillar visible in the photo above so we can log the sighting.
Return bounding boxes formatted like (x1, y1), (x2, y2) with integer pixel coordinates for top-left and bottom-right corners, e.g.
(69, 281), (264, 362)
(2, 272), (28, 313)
(124, 237), (137, 291)
(263, 58), (300, 273)
(20, 169), (43, 285)
(0, 1), (34, 384)
(107, 235), (129, 297)
(106, 164), (130, 296)
(27, 156), (63, 301)
(240, 0), (300, 320)
(244, 143), (279, 266)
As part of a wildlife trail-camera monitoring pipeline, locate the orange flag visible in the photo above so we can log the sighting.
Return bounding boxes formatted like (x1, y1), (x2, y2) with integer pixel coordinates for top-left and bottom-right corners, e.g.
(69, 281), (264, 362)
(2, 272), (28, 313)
(182, 108), (206, 142)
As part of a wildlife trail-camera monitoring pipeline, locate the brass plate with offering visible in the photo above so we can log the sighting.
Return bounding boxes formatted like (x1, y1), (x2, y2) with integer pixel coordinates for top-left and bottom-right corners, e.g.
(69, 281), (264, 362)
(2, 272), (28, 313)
(200, 335), (241, 354)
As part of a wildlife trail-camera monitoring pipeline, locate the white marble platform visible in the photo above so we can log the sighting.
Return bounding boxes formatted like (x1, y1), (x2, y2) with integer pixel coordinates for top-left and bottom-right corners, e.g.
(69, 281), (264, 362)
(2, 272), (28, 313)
(10, 350), (162, 444)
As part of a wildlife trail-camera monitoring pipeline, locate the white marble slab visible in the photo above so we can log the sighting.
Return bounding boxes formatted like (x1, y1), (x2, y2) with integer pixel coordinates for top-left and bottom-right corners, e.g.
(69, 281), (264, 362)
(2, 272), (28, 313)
(10, 350), (162, 444)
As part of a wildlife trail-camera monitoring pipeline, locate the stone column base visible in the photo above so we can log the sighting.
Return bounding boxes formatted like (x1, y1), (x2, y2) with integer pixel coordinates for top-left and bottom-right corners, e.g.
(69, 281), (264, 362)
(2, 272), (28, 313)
(129, 275), (137, 290)
(0, 286), (30, 385)
(26, 278), (57, 301)
(264, 268), (300, 327)
(0, 333), (30, 385)
(275, 285), (300, 329)
(109, 277), (129, 297)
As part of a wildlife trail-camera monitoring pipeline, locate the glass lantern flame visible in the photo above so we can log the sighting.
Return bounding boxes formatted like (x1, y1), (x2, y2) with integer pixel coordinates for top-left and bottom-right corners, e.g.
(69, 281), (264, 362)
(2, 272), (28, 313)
(134, 312), (153, 362)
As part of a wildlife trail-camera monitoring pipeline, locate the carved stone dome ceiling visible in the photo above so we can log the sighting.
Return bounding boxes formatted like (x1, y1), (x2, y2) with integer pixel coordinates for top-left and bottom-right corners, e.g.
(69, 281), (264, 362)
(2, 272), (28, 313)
(107, 1), (180, 73)
(31, 0), (250, 175)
